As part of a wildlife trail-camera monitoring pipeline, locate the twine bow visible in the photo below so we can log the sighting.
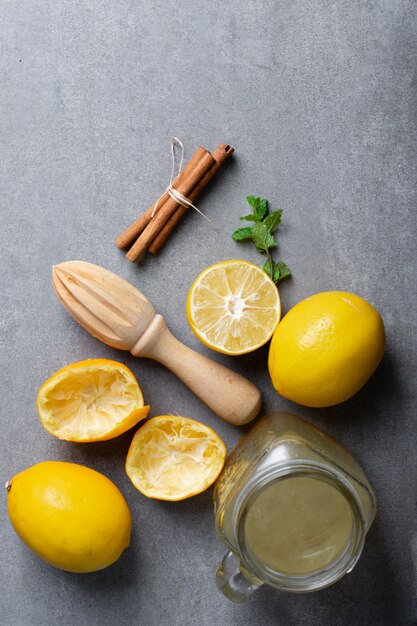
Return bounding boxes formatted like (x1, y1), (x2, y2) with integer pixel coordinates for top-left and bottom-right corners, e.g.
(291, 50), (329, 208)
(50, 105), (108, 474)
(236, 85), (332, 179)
(151, 137), (212, 223)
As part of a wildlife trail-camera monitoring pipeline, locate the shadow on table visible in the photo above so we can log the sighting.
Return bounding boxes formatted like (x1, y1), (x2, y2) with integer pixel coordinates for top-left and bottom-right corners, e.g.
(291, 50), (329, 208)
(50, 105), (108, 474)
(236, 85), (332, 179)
(311, 347), (400, 424)
(18, 530), (139, 594)
(273, 347), (405, 445)
(44, 428), (141, 472)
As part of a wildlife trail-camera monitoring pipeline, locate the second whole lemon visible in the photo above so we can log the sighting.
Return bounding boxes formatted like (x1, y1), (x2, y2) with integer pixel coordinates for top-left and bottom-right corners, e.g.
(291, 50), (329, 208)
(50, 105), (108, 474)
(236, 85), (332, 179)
(268, 291), (385, 407)
(7, 461), (132, 573)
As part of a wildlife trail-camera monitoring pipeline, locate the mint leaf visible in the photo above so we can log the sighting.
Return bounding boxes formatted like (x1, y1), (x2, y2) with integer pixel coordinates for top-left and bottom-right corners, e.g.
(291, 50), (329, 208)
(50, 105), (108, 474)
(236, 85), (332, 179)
(246, 196), (268, 220)
(264, 209), (282, 232)
(232, 227), (253, 241)
(246, 195), (258, 208)
(263, 259), (274, 279)
(232, 195), (291, 287)
(274, 261), (291, 282)
(240, 214), (261, 222)
(257, 198), (268, 219)
(252, 222), (276, 253)
(263, 259), (292, 283)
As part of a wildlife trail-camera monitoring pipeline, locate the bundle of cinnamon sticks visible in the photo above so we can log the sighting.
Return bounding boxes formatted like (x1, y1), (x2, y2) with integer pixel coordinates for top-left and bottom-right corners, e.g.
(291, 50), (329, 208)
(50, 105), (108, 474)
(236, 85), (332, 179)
(115, 143), (234, 262)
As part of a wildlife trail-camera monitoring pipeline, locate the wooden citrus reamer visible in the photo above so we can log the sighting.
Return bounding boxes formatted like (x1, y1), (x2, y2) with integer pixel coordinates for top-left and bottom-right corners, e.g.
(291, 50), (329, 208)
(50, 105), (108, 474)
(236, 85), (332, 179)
(53, 261), (261, 425)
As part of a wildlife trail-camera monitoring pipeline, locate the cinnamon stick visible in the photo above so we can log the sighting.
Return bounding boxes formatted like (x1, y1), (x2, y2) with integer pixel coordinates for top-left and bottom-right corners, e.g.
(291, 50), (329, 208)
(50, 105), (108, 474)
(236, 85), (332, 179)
(115, 147), (207, 250)
(126, 150), (215, 263)
(148, 144), (234, 254)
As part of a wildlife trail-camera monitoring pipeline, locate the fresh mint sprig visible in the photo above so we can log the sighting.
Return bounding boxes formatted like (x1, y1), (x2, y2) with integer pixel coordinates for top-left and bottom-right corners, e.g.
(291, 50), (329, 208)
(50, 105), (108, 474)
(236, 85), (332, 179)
(232, 196), (291, 284)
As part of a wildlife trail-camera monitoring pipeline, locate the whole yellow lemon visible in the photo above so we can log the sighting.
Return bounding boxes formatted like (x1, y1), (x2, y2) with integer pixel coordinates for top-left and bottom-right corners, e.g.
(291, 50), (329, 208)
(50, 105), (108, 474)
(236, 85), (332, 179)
(7, 461), (132, 573)
(268, 291), (385, 407)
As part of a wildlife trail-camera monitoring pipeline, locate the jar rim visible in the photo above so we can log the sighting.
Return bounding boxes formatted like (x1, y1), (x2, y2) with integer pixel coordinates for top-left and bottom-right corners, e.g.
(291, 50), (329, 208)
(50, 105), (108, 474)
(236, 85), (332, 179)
(233, 460), (367, 592)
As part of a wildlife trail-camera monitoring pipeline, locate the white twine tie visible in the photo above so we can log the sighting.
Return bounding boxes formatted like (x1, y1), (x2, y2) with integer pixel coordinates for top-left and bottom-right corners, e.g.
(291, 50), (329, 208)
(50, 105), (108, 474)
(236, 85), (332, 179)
(150, 137), (212, 224)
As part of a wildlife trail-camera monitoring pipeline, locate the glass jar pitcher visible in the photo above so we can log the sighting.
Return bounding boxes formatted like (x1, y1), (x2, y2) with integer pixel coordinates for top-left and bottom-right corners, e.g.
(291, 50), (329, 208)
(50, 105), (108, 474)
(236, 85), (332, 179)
(214, 412), (376, 602)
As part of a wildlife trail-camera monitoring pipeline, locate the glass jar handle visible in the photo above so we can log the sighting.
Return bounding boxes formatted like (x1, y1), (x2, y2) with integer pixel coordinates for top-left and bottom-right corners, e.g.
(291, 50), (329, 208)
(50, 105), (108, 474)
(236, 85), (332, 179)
(216, 551), (263, 603)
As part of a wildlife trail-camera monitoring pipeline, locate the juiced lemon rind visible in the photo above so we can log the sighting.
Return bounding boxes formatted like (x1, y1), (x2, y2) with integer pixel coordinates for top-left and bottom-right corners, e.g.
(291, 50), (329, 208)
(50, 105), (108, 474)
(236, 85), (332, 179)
(126, 415), (226, 501)
(37, 359), (149, 442)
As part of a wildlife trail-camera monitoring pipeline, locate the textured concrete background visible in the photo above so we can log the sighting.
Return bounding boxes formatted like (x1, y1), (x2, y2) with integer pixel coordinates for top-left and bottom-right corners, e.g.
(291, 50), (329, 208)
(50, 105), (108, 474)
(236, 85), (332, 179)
(1, 1), (416, 625)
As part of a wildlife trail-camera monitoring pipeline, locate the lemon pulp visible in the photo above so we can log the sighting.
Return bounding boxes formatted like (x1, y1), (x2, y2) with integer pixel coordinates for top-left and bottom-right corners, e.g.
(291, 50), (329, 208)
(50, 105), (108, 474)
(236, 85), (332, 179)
(126, 416), (226, 501)
(37, 359), (149, 441)
(187, 260), (280, 355)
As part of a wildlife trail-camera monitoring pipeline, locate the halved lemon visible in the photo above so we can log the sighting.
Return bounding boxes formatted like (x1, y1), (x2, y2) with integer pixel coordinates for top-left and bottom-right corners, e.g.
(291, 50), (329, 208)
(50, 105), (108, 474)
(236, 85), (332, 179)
(186, 260), (281, 355)
(125, 415), (226, 501)
(37, 359), (149, 442)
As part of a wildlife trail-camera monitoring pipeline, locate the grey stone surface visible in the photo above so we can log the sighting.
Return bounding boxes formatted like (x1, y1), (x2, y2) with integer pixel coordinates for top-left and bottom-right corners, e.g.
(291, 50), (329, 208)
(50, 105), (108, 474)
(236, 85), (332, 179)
(1, 1), (416, 624)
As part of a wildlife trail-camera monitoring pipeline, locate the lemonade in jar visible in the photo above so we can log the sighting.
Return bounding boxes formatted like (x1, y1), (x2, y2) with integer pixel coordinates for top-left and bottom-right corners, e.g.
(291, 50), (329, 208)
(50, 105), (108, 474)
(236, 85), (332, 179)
(214, 412), (376, 602)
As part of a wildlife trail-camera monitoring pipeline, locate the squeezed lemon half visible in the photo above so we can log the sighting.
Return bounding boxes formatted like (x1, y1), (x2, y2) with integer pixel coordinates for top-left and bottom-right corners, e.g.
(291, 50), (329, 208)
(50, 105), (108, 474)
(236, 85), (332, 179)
(186, 260), (281, 355)
(37, 359), (149, 442)
(125, 415), (226, 501)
